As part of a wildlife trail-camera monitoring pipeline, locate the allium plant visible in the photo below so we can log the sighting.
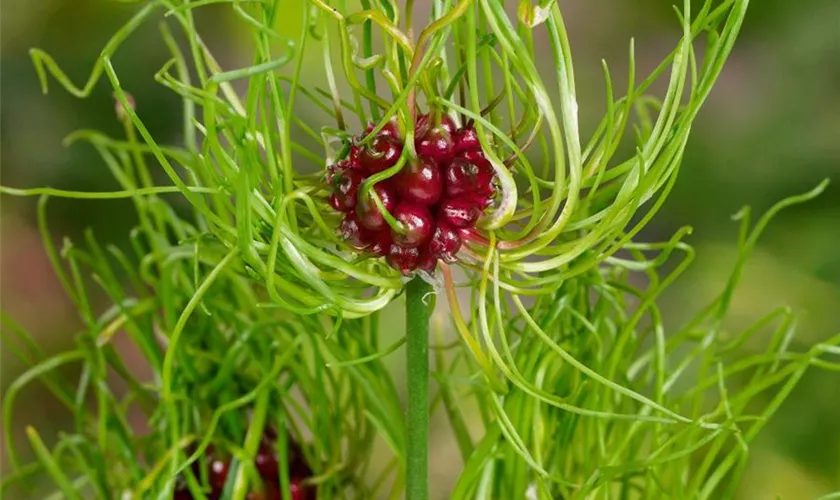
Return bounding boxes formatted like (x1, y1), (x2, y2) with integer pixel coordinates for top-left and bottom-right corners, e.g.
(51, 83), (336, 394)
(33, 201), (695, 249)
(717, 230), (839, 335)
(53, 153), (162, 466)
(2, 0), (840, 499)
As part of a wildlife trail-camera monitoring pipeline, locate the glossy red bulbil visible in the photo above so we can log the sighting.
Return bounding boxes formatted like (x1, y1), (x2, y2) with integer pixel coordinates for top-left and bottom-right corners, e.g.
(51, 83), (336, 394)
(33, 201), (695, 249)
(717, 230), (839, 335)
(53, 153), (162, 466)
(428, 224), (462, 263)
(461, 148), (492, 171)
(364, 118), (400, 139)
(392, 203), (435, 248)
(240, 477), (312, 500)
(397, 157), (442, 206)
(415, 126), (454, 163)
(368, 231), (392, 257)
(453, 124), (480, 153)
(358, 135), (402, 173)
(172, 431), (314, 500)
(173, 487), (193, 500)
(439, 198), (481, 229)
(386, 244), (421, 275)
(290, 479), (313, 500)
(443, 158), (483, 198)
(209, 457), (230, 490)
(340, 214), (372, 249)
(418, 251), (438, 273)
(329, 169), (364, 212)
(327, 111), (500, 274)
(255, 443), (280, 480)
(355, 182), (397, 232)
(416, 112), (456, 136)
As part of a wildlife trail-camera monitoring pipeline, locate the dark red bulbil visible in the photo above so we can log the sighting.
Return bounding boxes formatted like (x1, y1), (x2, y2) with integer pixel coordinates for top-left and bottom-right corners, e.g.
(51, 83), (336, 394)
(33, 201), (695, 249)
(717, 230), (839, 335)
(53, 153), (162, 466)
(387, 244), (422, 275)
(340, 214), (371, 249)
(364, 118), (400, 139)
(174, 487), (193, 500)
(392, 203), (435, 248)
(439, 198), (481, 229)
(368, 231), (392, 257)
(329, 169), (364, 212)
(209, 456), (229, 490)
(416, 112), (456, 136)
(415, 126), (454, 163)
(453, 124), (480, 153)
(440, 114), (457, 135)
(418, 251), (438, 273)
(355, 182), (397, 232)
(428, 224), (462, 263)
(246, 481), (310, 500)
(358, 135), (402, 173)
(290, 479), (312, 500)
(461, 148), (492, 171)
(327, 111), (500, 274)
(397, 157), (442, 206)
(443, 158), (479, 198)
(173, 432), (313, 500)
(255, 443), (280, 480)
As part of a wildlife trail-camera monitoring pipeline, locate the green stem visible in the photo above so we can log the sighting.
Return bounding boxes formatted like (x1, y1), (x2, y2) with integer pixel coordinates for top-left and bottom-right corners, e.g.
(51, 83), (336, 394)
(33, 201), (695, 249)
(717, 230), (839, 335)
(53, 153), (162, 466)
(406, 277), (433, 500)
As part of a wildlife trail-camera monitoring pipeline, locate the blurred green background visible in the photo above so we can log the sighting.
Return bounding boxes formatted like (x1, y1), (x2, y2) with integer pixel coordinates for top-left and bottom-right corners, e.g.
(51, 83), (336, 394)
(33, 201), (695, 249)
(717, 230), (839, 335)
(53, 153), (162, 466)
(1, 0), (838, 497)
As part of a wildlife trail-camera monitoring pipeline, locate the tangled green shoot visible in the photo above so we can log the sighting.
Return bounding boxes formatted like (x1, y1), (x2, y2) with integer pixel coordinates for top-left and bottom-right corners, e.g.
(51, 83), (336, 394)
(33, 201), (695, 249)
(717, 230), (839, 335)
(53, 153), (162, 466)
(2, 0), (840, 499)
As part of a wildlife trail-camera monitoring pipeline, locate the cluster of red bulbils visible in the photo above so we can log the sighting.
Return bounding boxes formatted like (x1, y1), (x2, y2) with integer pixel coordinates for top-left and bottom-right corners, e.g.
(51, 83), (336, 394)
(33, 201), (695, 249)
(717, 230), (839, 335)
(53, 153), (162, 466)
(174, 429), (312, 500)
(325, 112), (497, 274)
